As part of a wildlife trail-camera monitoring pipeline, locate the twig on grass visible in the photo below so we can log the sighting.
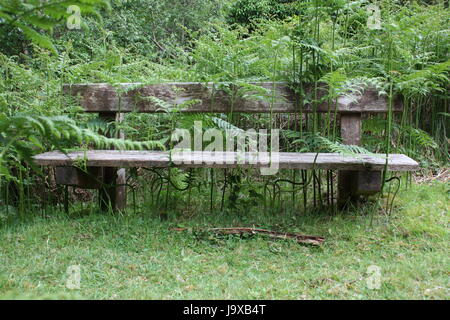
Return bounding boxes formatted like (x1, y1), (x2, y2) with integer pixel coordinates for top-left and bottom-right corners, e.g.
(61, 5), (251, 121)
(172, 227), (325, 246)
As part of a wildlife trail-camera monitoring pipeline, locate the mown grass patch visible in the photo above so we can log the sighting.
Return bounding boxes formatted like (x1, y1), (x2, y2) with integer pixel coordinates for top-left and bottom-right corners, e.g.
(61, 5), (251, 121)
(0, 182), (448, 299)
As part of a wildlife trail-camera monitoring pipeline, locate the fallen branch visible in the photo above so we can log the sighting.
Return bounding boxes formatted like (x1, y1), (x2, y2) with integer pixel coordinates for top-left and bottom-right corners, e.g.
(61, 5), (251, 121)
(414, 168), (449, 184)
(172, 227), (325, 246)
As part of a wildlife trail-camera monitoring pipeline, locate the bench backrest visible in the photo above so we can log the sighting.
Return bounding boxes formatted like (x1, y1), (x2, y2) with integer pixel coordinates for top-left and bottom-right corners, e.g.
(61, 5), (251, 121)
(63, 82), (401, 115)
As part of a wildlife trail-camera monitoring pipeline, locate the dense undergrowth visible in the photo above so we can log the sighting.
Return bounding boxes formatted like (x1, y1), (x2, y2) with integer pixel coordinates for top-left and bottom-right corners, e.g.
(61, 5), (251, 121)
(0, 0), (449, 218)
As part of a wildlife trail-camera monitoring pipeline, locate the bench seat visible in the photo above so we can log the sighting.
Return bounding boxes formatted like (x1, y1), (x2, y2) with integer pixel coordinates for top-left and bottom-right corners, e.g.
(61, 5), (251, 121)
(33, 150), (419, 171)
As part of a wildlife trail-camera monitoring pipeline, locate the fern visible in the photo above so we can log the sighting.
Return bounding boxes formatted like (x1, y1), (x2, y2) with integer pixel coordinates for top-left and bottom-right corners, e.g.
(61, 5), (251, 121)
(169, 168), (189, 190)
(0, 0), (110, 53)
(287, 131), (374, 157)
(396, 60), (450, 97)
(0, 114), (165, 180)
(363, 118), (439, 150)
(211, 116), (245, 137)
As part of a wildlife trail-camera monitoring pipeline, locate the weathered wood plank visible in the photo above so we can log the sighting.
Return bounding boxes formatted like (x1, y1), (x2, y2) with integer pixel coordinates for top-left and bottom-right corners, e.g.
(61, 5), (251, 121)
(55, 166), (103, 189)
(354, 171), (382, 195)
(338, 113), (363, 205)
(34, 151), (419, 171)
(340, 113), (362, 145)
(63, 82), (401, 114)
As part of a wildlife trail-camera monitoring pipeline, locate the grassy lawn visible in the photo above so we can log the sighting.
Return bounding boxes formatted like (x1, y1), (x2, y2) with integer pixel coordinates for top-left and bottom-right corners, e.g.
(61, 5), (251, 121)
(0, 182), (448, 300)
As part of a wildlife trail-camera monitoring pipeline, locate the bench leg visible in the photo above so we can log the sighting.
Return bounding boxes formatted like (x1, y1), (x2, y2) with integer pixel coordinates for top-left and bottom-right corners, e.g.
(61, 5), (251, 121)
(98, 112), (127, 212)
(64, 185), (69, 214)
(116, 168), (127, 210)
(337, 170), (359, 208)
(338, 170), (382, 208)
(99, 167), (116, 211)
(338, 113), (363, 207)
(356, 171), (382, 196)
(99, 167), (127, 212)
(338, 113), (384, 207)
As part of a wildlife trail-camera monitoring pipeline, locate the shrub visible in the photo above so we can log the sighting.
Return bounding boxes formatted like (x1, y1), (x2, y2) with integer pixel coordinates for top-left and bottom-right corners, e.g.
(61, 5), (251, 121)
(227, 0), (299, 27)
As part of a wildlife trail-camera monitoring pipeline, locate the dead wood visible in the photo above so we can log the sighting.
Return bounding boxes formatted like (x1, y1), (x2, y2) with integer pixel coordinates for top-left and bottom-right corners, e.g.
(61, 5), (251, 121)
(171, 227), (325, 246)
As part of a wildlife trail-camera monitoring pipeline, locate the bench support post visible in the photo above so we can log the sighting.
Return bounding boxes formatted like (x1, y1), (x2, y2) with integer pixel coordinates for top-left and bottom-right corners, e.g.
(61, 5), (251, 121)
(338, 113), (361, 207)
(99, 112), (127, 212)
(338, 113), (382, 207)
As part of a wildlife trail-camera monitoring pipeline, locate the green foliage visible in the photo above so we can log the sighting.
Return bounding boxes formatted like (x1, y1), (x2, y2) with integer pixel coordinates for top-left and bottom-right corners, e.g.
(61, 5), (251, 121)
(227, 0), (299, 27)
(396, 60), (450, 97)
(0, 114), (164, 180)
(211, 116), (245, 137)
(190, 21), (294, 81)
(0, 0), (448, 215)
(0, 0), (110, 54)
(53, 0), (226, 60)
(288, 131), (373, 156)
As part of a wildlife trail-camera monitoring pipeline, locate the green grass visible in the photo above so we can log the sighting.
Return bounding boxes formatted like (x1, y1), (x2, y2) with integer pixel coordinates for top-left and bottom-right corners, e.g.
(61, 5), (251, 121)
(0, 182), (448, 300)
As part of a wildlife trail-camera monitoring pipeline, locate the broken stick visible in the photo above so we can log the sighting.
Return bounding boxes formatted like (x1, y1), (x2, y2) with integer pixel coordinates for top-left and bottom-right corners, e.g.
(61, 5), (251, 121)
(172, 227), (325, 246)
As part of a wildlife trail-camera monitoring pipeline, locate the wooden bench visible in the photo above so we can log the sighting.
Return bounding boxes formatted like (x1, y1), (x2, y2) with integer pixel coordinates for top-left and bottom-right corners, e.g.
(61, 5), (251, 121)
(33, 82), (419, 211)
